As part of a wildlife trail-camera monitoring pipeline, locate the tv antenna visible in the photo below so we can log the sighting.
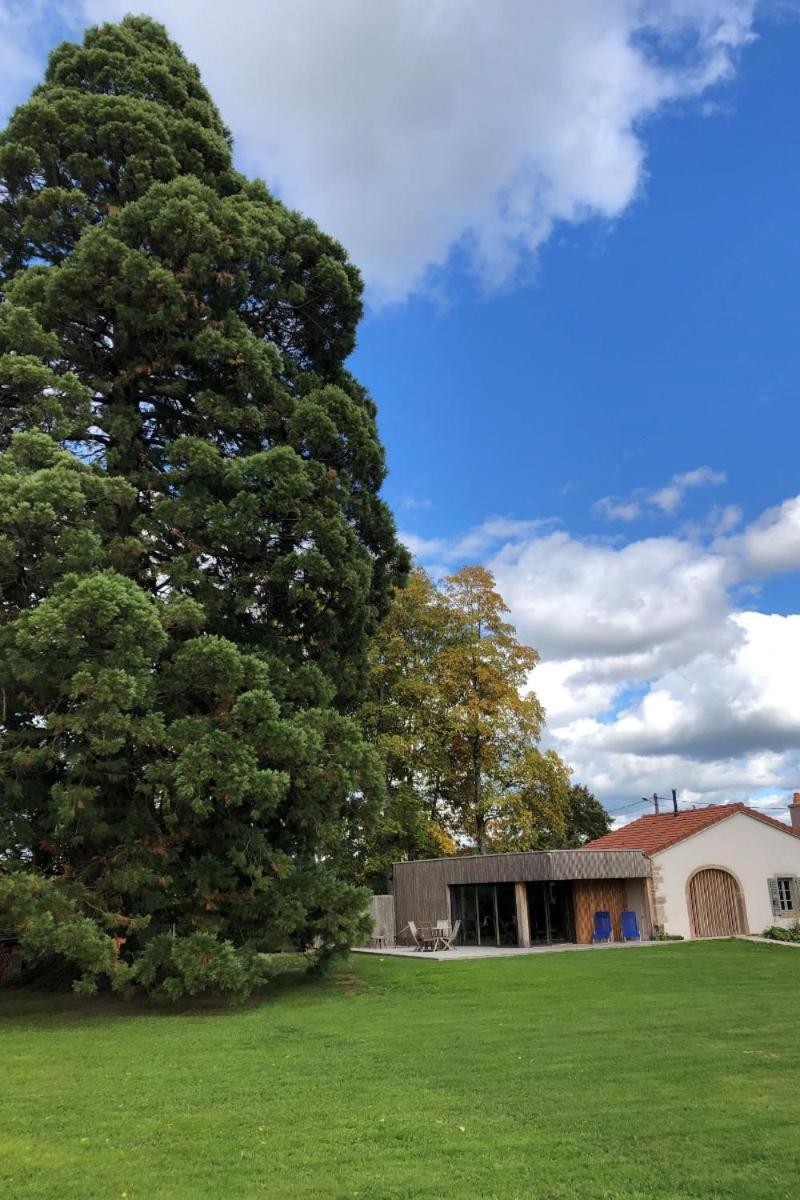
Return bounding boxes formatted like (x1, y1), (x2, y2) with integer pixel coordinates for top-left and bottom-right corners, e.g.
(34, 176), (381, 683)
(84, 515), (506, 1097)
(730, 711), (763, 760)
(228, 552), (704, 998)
(642, 789), (678, 815)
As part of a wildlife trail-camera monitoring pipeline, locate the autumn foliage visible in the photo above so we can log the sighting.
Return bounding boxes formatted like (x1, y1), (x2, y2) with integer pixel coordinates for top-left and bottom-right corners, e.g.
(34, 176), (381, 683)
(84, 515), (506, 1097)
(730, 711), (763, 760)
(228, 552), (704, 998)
(356, 566), (609, 887)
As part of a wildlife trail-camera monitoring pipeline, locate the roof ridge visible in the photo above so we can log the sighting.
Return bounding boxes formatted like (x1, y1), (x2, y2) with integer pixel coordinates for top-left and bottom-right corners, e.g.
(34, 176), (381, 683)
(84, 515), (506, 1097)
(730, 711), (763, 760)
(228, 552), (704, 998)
(583, 801), (800, 855)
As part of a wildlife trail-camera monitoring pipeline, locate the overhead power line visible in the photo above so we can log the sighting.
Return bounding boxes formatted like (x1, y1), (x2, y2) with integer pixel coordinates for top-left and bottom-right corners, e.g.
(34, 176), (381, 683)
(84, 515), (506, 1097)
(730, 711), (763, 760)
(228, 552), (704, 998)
(607, 788), (682, 817)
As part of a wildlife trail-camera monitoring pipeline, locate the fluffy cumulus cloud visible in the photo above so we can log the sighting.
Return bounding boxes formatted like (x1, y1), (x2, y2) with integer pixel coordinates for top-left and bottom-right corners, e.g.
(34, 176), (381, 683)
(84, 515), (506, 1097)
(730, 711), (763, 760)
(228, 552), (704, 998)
(492, 530), (733, 660)
(65, 0), (757, 301)
(402, 484), (800, 819)
(728, 495), (800, 575)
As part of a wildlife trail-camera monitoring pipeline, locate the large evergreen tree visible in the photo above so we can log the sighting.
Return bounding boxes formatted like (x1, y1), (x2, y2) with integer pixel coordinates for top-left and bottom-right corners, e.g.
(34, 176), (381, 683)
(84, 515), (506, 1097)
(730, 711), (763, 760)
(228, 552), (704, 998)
(0, 17), (406, 998)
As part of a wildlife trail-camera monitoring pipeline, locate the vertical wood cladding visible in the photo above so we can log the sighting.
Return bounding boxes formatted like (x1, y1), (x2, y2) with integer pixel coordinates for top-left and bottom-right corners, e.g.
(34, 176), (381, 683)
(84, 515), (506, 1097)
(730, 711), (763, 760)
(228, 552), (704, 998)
(392, 850), (651, 944)
(573, 879), (627, 943)
(687, 868), (747, 937)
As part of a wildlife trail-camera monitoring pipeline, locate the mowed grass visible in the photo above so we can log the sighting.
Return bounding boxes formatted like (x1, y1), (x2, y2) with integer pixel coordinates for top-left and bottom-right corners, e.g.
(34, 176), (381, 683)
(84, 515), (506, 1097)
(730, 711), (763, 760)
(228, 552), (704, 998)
(1, 942), (799, 1200)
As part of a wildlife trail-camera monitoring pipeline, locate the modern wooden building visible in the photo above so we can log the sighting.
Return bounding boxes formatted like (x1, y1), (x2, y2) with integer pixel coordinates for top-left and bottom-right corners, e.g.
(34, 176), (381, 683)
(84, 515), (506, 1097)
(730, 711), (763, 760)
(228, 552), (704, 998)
(390, 800), (800, 947)
(393, 847), (652, 947)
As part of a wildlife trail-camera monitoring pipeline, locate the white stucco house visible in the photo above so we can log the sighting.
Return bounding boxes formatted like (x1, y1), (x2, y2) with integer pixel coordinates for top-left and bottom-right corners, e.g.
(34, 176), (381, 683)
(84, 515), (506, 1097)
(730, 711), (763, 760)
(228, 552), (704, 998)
(584, 797), (800, 940)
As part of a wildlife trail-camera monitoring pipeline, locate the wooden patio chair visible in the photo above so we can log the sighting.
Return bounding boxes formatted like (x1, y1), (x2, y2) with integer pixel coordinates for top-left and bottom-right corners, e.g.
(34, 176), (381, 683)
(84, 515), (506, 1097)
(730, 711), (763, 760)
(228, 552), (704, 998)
(406, 920), (424, 951)
(432, 919), (448, 945)
(437, 919), (461, 950)
(418, 923), (439, 951)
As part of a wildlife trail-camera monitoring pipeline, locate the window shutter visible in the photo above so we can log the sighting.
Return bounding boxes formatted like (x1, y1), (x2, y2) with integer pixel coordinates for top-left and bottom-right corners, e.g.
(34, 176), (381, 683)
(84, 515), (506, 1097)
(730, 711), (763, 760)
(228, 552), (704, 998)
(768, 878), (781, 917)
(791, 878), (800, 913)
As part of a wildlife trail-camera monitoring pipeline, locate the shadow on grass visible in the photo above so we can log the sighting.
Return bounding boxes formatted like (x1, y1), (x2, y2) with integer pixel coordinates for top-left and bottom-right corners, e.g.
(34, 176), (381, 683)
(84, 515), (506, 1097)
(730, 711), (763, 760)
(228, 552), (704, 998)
(2, 940), (777, 1030)
(0, 954), (372, 1028)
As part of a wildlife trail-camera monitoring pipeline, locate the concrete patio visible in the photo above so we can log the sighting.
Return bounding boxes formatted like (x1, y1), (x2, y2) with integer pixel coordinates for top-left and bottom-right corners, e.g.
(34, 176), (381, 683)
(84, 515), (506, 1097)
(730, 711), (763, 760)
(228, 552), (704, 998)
(353, 939), (672, 962)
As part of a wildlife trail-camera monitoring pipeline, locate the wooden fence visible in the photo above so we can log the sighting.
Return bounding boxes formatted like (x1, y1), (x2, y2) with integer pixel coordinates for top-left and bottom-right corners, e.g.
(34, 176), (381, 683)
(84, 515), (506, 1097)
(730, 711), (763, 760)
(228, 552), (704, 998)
(364, 894), (395, 946)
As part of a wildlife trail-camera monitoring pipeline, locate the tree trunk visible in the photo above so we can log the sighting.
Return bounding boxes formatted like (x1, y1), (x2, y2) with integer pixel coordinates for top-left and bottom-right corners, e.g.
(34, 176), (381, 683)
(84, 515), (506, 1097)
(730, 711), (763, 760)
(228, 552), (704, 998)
(472, 733), (482, 852)
(476, 816), (486, 855)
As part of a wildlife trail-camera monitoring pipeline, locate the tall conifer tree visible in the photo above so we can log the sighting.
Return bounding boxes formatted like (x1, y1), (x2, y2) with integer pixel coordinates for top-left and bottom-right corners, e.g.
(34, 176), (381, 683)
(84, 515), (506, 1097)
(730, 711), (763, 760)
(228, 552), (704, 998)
(0, 17), (406, 998)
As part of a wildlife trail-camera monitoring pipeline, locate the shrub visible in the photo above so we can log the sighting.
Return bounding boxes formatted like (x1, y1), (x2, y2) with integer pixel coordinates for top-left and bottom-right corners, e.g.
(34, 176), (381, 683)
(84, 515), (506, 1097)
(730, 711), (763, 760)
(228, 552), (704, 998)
(762, 924), (800, 943)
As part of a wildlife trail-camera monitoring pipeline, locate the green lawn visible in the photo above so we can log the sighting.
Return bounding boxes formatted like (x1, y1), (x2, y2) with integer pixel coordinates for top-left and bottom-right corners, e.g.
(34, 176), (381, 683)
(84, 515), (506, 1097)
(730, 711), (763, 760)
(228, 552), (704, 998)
(1, 941), (799, 1200)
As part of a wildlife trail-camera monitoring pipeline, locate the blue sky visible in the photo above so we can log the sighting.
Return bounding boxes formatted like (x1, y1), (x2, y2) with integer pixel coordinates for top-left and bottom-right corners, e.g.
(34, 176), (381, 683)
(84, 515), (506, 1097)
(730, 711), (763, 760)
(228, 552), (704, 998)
(2, 1), (799, 819)
(362, 19), (800, 545)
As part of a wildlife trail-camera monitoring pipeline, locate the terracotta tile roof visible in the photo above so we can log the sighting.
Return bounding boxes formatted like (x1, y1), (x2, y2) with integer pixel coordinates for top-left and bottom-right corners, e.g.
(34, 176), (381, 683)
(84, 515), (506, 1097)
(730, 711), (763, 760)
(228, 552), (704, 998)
(582, 802), (800, 855)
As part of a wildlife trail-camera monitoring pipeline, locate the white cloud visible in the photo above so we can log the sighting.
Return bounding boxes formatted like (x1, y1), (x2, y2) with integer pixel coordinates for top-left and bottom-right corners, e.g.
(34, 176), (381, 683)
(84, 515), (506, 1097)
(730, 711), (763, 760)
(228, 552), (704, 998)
(561, 613), (800, 760)
(681, 503), (742, 539)
(530, 658), (621, 725)
(492, 529), (732, 659)
(727, 494), (800, 575)
(398, 494), (432, 512)
(0, 1), (59, 115)
(73, 0), (757, 302)
(398, 516), (557, 572)
(407, 491), (800, 812)
(594, 464), (726, 522)
(713, 504), (743, 535)
(397, 530), (449, 561)
(594, 497), (643, 522)
(649, 466), (727, 514)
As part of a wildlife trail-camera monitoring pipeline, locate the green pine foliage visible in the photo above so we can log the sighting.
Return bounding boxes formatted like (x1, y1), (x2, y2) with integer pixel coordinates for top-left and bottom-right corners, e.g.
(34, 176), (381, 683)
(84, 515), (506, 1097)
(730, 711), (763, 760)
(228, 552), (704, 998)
(0, 16), (407, 998)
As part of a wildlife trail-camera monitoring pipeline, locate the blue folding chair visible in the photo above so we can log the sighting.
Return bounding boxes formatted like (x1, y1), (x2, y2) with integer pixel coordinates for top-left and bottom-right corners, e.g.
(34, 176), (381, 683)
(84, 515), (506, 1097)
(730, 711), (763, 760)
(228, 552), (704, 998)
(620, 910), (641, 941)
(592, 910), (612, 943)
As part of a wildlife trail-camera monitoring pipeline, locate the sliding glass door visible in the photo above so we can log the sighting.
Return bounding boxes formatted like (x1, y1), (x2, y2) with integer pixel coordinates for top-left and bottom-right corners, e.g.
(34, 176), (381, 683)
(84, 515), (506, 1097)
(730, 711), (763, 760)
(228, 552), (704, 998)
(526, 881), (575, 944)
(450, 883), (518, 946)
(476, 885), (496, 946)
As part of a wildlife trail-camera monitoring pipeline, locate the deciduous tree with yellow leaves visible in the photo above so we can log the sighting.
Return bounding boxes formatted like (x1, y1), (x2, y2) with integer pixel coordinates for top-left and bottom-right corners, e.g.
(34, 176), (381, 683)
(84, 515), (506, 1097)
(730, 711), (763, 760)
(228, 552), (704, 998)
(358, 564), (609, 882)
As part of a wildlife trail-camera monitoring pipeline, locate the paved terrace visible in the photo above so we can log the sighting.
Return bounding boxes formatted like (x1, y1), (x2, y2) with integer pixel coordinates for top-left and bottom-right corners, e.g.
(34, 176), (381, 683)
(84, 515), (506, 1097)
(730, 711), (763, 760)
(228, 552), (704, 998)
(353, 940), (672, 962)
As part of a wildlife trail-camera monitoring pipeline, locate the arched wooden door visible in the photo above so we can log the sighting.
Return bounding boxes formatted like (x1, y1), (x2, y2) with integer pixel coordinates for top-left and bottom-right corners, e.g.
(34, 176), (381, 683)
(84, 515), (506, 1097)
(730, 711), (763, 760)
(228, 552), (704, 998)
(688, 868), (746, 937)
